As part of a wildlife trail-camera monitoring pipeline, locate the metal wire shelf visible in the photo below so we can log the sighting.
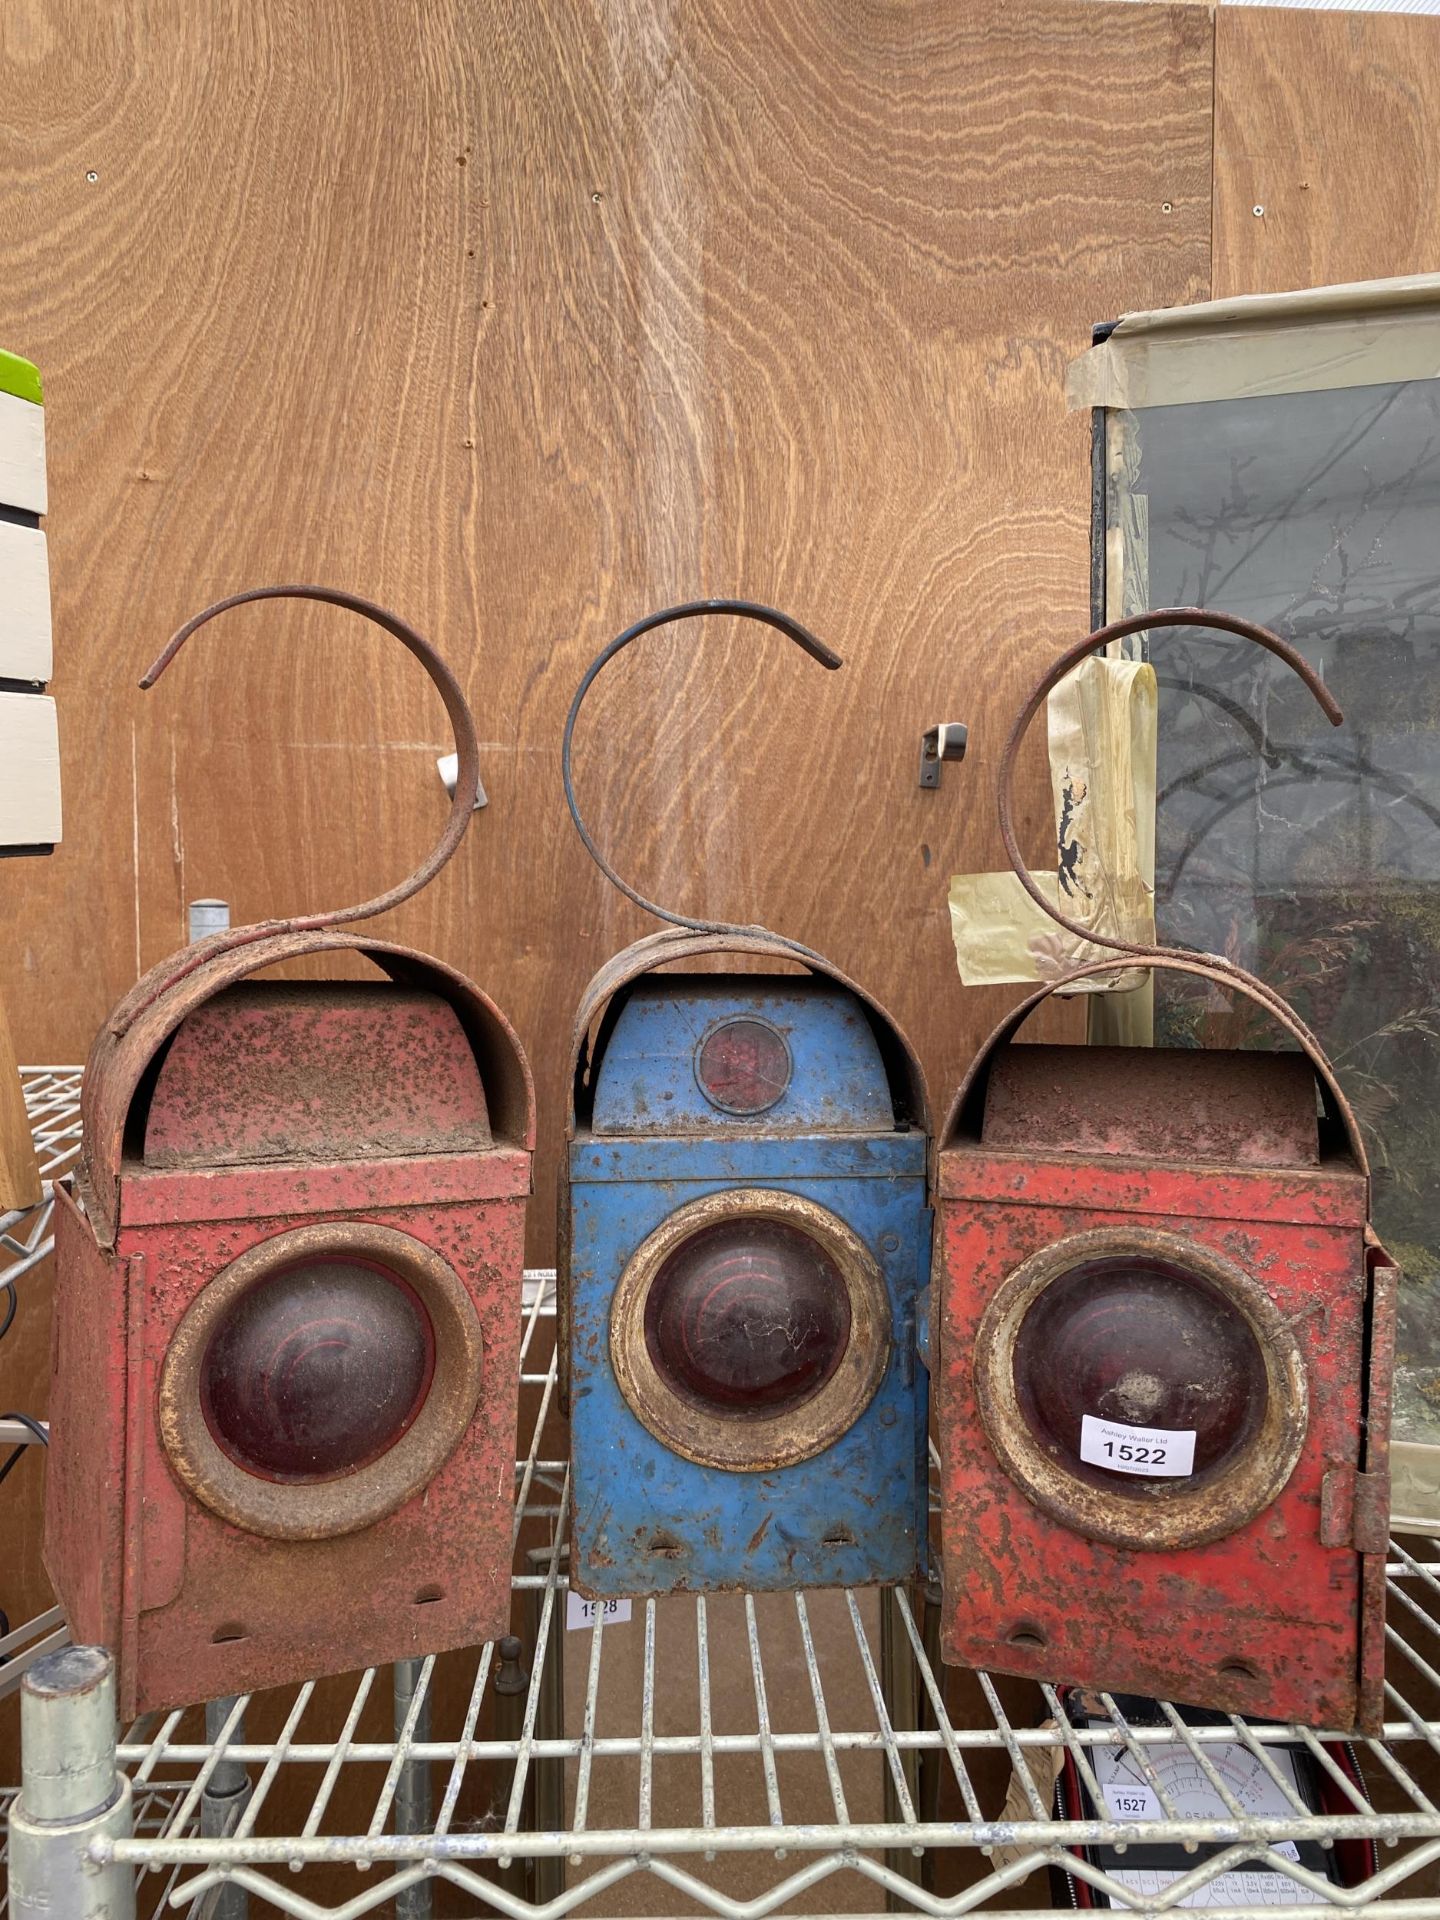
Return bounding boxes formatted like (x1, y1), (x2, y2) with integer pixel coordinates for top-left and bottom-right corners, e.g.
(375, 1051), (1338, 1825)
(5, 1081), (1440, 1915)
(0, 1068), (82, 1292)
(0, 1070), (82, 1698)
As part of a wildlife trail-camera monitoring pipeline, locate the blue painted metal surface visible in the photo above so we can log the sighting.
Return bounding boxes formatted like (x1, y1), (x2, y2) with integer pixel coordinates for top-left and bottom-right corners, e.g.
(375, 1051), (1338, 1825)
(590, 978), (894, 1134)
(568, 973), (932, 1599)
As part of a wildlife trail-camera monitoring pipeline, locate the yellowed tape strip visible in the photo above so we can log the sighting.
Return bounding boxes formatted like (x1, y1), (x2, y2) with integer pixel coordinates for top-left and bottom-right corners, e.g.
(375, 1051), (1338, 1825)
(1069, 292), (1440, 413)
(948, 658), (1156, 993)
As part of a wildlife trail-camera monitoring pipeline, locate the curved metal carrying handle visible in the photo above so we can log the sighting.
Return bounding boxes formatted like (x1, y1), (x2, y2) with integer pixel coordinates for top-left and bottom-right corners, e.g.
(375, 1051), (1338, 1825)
(996, 606), (1342, 968)
(998, 599), (1359, 1128)
(561, 598), (841, 954)
(115, 584), (481, 1030)
(947, 951), (1370, 1178)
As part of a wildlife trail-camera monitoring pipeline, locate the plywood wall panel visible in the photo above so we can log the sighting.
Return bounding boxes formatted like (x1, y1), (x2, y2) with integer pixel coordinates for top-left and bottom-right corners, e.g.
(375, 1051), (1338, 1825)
(0, 0), (1221, 1827)
(0, 0), (1212, 1243)
(1215, 5), (1440, 299)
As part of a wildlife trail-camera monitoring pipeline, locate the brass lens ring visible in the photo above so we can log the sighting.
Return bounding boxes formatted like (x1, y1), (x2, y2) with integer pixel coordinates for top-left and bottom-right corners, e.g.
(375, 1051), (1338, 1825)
(610, 1188), (890, 1473)
(974, 1226), (1309, 1552)
(159, 1221), (484, 1541)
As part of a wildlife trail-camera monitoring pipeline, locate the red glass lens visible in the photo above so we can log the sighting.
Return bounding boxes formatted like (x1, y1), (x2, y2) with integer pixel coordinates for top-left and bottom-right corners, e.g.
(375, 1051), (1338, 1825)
(1011, 1253), (1268, 1493)
(644, 1218), (851, 1415)
(200, 1256), (435, 1482)
(696, 1019), (792, 1115)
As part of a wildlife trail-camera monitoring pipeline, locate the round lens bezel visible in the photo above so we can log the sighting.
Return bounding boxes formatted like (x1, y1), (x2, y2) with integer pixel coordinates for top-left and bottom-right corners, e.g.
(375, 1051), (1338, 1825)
(160, 1222), (483, 1540)
(610, 1189), (889, 1472)
(693, 1016), (793, 1116)
(973, 1226), (1308, 1552)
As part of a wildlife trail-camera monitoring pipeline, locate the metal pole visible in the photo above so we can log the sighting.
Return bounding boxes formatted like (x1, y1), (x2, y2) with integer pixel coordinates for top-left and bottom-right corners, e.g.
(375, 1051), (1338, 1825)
(525, 1545), (567, 1906)
(492, 1635), (530, 1901)
(880, 1585), (925, 1904)
(9, 1645), (134, 1920)
(393, 1658), (433, 1920)
(187, 898), (232, 943)
(918, 1573), (944, 1827)
(200, 1697), (252, 1920)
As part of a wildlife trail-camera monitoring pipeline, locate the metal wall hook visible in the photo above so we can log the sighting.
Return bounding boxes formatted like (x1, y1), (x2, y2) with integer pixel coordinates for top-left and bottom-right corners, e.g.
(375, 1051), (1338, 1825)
(919, 721), (968, 788)
(561, 597), (840, 956)
(436, 751), (487, 809)
(118, 584), (481, 1028)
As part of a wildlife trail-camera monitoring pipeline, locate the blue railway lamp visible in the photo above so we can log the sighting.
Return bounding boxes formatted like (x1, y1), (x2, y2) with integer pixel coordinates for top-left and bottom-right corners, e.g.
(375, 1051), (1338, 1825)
(558, 600), (933, 1599)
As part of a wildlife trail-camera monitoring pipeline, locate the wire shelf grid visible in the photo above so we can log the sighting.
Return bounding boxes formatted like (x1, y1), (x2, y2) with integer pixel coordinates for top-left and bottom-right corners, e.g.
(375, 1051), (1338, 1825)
(4, 1081), (1440, 1916)
(0, 1069), (82, 1295)
(0, 1071), (82, 1697)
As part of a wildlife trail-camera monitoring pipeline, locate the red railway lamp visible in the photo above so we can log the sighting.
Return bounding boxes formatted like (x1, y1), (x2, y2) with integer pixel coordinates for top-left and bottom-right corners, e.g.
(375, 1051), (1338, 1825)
(44, 588), (535, 1717)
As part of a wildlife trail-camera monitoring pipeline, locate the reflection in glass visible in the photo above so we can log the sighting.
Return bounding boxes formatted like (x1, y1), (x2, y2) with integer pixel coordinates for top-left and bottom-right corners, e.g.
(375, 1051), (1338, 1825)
(1113, 380), (1440, 1443)
(1012, 1253), (1268, 1494)
(644, 1218), (851, 1416)
(202, 1257), (435, 1481)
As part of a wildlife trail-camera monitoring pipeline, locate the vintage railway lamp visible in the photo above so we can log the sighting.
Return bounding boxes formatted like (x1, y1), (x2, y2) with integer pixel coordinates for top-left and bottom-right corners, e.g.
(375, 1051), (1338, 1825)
(44, 587), (535, 1716)
(559, 600), (932, 1599)
(935, 610), (1396, 1735)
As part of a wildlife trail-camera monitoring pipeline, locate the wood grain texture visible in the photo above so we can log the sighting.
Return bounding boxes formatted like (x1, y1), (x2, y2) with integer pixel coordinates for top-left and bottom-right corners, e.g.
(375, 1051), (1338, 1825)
(1215, 5), (1440, 299)
(0, 1005), (40, 1210)
(0, 0), (1211, 1215)
(0, 0), (1212, 1796)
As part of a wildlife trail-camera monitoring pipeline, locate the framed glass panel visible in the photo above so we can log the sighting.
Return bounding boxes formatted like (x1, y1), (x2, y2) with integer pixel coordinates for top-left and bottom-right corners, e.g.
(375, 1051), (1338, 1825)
(1084, 286), (1440, 1529)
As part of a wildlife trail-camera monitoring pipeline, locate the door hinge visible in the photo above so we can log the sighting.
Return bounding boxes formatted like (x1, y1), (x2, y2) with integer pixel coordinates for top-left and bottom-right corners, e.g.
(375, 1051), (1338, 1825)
(1321, 1464), (1390, 1554)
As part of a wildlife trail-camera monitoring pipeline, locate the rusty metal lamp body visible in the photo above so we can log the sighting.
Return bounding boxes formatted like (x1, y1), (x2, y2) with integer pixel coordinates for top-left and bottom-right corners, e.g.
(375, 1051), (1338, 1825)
(558, 603), (932, 1599)
(934, 610), (1396, 1735)
(43, 587), (535, 1718)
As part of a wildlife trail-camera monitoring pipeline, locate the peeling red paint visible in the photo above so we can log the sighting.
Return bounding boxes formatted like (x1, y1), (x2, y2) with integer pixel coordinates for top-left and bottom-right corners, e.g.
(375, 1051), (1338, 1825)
(936, 1033), (1393, 1736)
(45, 934), (534, 1720)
